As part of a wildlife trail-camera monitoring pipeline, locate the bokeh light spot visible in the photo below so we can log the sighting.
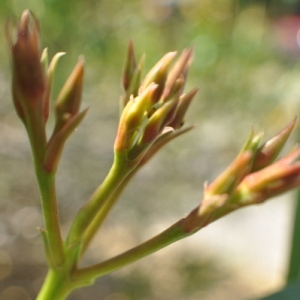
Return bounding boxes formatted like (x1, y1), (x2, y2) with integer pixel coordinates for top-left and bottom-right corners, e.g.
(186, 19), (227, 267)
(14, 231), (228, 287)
(104, 293), (130, 300)
(0, 250), (12, 280)
(0, 286), (30, 300)
(193, 35), (218, 70)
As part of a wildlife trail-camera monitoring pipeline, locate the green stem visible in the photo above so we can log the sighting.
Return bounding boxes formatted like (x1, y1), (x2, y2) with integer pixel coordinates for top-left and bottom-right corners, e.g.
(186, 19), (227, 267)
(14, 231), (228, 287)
(36, 269), (73, 300)
(36, 168), (65, 267)
(287, 189), (300, 283)
(79, 129), (194, 257)
(25, 111), (47, 166)
(73, 218), (190, 283)
(80, 169), (136, 256)
(66, 152), (133, 249)
(25, 110), (64, 266)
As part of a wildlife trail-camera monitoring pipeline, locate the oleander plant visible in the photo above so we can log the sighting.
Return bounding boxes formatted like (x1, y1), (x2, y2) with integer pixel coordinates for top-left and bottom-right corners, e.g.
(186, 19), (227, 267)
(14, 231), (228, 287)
(4, 9), (300, 300)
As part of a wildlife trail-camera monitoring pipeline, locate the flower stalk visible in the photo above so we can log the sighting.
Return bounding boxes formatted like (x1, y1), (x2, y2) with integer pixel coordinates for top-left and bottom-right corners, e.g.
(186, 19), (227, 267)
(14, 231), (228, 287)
(73, 121), (300, 282)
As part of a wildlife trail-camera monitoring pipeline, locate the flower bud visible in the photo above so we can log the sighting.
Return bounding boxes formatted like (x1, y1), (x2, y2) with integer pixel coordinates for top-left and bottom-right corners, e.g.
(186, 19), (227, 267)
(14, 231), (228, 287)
(251, 118), (297, 171)
(161, 48), (193, 101)
(122, 55), (144, 108)
(205, 151), (253, 197)
(115, 83), (159, 152)
(139, 51), (177, 101)
(204, 129), (264, 198)
(53, 57), (84, 134)
(7, 10), (46, 123)
(167, 88), (199, 129)
(122, 39), (137, 92)
(237, 146), (300, 203)
(139, 98), (179, 145)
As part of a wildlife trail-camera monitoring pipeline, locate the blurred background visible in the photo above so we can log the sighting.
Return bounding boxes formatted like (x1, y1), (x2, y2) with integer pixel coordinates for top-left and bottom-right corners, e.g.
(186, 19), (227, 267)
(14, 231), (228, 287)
(0, 0), (300, 299)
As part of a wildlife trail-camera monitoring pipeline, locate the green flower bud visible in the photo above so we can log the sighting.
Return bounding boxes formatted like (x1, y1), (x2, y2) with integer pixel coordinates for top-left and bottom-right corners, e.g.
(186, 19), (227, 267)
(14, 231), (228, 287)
(139, 52), (177, 101)
(115, 83), (159, 152)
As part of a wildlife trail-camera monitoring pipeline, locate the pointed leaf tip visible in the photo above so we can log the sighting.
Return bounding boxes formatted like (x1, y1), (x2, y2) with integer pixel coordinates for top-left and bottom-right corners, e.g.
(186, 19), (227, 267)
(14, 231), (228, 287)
(122, 39), (137, 91)
(252, 118), (298, 172)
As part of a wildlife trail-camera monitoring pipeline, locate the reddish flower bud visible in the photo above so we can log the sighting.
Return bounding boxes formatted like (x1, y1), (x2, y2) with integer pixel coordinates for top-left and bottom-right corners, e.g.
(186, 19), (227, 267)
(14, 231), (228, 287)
(167, 88), (199, 129)
(122, 54), (144, 108)
(122, 39), (137, 92)
(251, 117), (297, 171)
(53, 57), (85, 134)
(238, 146), (300, 203)
(7, 10), (46, 123)
(161, 48), (193, 101)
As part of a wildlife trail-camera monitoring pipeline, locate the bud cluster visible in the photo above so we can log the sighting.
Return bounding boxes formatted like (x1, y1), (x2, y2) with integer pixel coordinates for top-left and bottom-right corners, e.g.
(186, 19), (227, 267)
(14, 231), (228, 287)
(115, 41), (198, 161)
(181, 119), (300, 233)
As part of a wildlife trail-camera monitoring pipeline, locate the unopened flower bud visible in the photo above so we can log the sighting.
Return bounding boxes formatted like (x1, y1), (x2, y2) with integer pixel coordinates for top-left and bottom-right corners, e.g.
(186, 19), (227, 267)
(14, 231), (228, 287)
(115, 83), (159, 152)
(139, 52), (177, 101)
(168, 88), (199, 129)
(205, 151), (253, 197)
(251, 118), (297, 171)
(43, 51), (65, 122)
(205, 129), (264, 197)
(122, 55), (144, 108)
(237, 146), (300, 203)
(161, 48), (193, 101)
(122, 39), (137, 92)
(53, 57), (84, 134)
(139, 98), (179, 145)
(7, 10), (46, 123)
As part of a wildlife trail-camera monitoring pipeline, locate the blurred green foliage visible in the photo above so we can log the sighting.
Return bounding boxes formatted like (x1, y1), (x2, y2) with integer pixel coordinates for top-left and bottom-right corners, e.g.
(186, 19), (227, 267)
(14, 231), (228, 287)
(1, 0), (300, 299)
